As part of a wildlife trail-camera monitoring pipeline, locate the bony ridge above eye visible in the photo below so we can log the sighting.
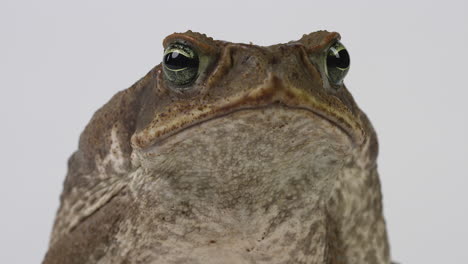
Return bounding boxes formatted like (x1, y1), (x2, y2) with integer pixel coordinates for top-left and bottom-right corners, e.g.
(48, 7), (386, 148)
(163, 43), (199, 86)
(325, 41), (350, 86)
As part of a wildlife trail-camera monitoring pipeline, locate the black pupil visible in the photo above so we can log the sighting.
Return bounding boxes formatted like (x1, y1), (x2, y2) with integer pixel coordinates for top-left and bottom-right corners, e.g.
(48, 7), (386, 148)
(164, 52), (197, 70)
(327, 48), (350, 69)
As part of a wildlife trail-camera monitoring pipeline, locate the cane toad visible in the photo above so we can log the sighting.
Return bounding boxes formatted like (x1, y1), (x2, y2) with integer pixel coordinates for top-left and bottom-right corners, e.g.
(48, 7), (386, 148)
(44, 31), (391, 264)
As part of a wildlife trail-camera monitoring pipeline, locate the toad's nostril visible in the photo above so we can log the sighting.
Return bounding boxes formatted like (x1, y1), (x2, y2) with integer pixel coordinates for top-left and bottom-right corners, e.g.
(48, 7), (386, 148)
(241, 55), (251, 65)
(269, 56), (279, 65)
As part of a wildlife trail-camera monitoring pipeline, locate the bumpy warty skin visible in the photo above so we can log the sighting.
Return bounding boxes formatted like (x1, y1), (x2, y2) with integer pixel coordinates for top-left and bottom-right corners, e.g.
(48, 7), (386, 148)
(43, 31), (391, 264)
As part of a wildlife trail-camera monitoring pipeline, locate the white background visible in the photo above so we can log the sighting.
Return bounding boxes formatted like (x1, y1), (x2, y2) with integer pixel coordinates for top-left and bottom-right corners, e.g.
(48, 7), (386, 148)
(1, 0), (467, 263)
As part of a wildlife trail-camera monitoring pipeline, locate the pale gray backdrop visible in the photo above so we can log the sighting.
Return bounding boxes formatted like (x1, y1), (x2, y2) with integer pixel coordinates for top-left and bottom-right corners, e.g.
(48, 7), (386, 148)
(1, 0), (467, 263)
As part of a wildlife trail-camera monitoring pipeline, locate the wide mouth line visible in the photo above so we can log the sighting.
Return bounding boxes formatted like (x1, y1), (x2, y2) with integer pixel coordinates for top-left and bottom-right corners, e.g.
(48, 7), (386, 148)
(140, 103), (356, 152)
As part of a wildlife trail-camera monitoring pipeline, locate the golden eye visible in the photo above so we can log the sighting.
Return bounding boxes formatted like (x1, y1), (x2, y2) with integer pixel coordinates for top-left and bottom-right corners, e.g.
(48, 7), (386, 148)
(326, 41), (350, 85)
(163, 43), (199, 86)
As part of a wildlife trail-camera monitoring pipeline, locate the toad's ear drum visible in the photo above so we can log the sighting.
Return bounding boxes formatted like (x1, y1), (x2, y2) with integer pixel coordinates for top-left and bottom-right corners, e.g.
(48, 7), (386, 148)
(325, 41), (350, 85)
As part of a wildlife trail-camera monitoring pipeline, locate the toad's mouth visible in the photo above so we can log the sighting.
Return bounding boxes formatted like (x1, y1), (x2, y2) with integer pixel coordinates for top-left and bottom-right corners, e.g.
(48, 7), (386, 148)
(131, 75), (363, 150)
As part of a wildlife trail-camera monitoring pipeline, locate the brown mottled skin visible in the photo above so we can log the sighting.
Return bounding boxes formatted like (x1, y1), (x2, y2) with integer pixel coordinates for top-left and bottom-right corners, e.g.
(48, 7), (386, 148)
(44, 31), (391, 263)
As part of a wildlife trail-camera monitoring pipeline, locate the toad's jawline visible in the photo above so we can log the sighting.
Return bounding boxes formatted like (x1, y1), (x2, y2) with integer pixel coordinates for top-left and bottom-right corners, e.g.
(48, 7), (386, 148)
(139, 103), (356, 153)
(133, 75), (363, 150)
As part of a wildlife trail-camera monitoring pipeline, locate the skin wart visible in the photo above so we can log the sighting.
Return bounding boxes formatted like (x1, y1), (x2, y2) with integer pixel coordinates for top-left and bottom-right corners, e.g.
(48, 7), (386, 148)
(43, 31), (391, 264)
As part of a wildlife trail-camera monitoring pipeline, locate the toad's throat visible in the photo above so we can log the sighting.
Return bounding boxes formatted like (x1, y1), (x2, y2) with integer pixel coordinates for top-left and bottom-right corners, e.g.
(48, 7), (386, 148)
(131, 75), (363, 150)
(134, 106), (353, 208)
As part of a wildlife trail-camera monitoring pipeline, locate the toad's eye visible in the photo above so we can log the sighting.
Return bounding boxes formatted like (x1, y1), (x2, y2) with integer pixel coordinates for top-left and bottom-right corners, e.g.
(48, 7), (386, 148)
(163, 43), (199, 86)
(325, 41), (350, 85)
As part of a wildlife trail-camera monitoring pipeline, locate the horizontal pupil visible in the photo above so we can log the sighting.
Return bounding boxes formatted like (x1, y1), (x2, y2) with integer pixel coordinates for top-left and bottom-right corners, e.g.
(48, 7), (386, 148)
(164, 52), (198, 70)
(327, 49), (350, 69)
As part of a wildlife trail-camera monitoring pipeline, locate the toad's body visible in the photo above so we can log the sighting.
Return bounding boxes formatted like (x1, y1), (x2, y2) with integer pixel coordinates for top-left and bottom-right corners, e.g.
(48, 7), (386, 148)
(44, 31), (391, 264)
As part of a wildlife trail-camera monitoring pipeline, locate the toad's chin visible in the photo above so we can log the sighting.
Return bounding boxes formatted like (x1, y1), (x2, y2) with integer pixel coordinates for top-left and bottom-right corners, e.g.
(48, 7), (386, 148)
(133, 105), (353, 205)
